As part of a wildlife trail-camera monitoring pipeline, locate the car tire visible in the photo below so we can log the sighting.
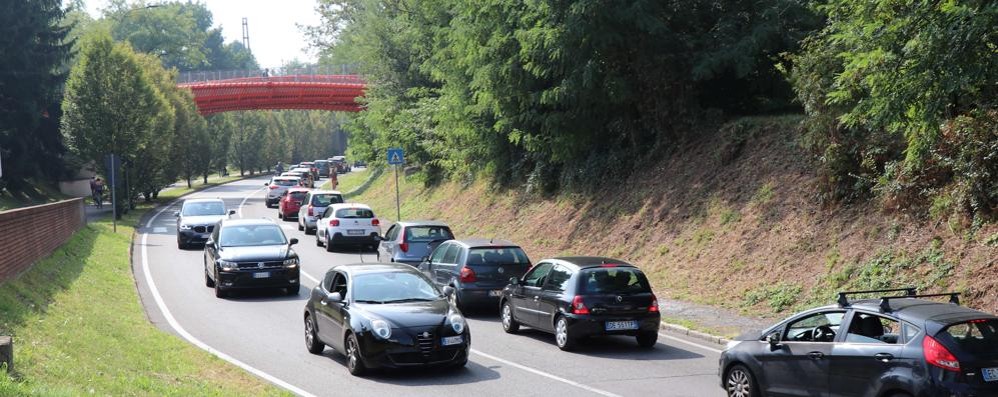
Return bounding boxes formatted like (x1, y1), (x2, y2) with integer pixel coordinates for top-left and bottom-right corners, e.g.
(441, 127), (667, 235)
(278, 211), (283, 220)
(306, 226), (315, 235)
(316, 234), (323, 247)
(345, 333), (367, 376)
(636, 332), (658, 349)
(501, 301), (520, 334)
(177, 237), (186, 250)
(204, 267), (214, 288)
(325, 235), (334, 252)
(286, 283), (299, 296)
(298, 221), (304, 231)
(448, 287), (465, 312)
(554, 315), (576, 351)
(725, 364), (757, 397)
(304, 314), (324, 354)
(213, 271), (226, 298)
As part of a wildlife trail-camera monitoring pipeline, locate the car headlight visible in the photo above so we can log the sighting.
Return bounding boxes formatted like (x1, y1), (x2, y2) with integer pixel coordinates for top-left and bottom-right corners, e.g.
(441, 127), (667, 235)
(371, 319), (392, 339)
(218, 260), (239, 272)
(448, 313), (466, 334)
(179, 224), (192, 230)
(283, 258), (299, 268)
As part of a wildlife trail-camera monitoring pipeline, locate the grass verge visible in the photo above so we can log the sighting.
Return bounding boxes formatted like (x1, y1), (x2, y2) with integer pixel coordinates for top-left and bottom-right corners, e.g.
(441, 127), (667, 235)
(320, 168), (370, 192)
(0, 181), (70, 211)
(0, 179), (287, 396)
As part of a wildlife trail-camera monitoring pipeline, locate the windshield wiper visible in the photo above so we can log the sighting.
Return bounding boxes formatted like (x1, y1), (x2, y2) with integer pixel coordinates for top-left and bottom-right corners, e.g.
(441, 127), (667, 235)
(381, 298), (436, 303)
(354, 299), (385, 304)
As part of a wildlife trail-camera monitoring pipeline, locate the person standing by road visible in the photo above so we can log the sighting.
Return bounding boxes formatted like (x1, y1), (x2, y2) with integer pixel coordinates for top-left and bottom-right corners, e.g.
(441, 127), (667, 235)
(89, 177), (99, 207)
(94, 177), (105, 209)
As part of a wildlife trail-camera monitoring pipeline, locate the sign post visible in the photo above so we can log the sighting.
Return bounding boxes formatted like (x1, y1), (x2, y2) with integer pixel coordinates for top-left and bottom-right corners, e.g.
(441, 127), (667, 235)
(387, 148), (404, 222)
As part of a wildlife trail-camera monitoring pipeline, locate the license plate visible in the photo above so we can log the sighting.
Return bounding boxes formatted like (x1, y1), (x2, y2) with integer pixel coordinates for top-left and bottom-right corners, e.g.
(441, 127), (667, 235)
(347, 229), (364, 235)
(252, 272), (270, 279)
(199, 233), (209, 239)
(441, 335), (464, 346)
(605, 320), (639, 331)
(984, 367), (998, 382)
(489, 290), (503, 297)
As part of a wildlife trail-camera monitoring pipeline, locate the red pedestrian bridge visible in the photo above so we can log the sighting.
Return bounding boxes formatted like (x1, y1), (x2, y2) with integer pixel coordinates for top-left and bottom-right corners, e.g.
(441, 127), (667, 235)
(178, 74), (366, 115)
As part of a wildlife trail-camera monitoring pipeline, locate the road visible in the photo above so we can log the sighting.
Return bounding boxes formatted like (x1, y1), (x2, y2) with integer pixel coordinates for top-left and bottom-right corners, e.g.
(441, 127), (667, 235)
(134, 176), (727, 397)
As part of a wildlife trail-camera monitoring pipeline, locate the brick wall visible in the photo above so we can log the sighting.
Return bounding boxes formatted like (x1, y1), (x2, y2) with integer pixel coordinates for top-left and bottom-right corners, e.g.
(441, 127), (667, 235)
(0, 198), (86, 282)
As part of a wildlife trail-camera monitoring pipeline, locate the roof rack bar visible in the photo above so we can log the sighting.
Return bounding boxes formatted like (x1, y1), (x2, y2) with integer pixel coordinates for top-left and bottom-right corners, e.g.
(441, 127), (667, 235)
(878, 292), (961, 312)
(837, 287), (917, 307)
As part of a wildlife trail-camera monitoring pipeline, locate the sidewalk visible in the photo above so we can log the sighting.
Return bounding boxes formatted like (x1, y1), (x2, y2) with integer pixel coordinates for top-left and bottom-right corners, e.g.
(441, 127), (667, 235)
(85, 202), (113, 221)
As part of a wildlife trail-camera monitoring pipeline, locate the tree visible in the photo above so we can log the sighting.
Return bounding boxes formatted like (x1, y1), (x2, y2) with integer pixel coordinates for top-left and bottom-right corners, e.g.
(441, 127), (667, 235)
(0, 0), (72, 189)
(62, 30), (169, 215)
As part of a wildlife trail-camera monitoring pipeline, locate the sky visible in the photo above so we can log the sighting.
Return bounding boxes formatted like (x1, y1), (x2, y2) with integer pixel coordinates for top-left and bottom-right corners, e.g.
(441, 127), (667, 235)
(77, 0), (322, 69)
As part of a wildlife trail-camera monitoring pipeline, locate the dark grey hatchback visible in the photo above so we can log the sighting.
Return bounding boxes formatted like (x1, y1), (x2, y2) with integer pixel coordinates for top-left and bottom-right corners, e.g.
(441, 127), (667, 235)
(719, 288), (998, 397)
(418, 239), (531, 310)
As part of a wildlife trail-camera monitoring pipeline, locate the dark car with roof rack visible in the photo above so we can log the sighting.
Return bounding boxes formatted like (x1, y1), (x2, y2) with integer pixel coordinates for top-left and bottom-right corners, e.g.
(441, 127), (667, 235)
(418, 239), (531, 311)
(498, 257), (660, 351)
(718, 287), (998, 397)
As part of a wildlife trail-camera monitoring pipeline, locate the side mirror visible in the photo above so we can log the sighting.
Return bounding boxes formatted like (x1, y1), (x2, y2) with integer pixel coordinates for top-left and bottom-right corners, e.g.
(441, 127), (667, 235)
(508, 277), (519, 286)
(174, 211), (180, 217)
(442, 286), (455, 297)
(205, 239), (216, 249)
(421, 256), (430, 263)
(373, 235), (384, 242)
(289, 238), (299, 246)
(324, 291), (343, 304)
(264, 182), (269, 186)
(767, 331), (781, 347)
(228, 210), (236, 215)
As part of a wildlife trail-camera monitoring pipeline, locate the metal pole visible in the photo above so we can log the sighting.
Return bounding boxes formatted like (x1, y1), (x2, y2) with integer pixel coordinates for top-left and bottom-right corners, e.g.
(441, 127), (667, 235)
(110, 154), (117, 232)
(395, 165), (401, 222)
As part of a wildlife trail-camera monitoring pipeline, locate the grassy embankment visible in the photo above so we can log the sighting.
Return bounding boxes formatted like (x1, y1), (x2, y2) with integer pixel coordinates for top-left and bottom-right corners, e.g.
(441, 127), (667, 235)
(319, 168), (371, 193)
(0, 176), (287, 396)
(349, 116), (998, 336)
(0, 182), (70, 212)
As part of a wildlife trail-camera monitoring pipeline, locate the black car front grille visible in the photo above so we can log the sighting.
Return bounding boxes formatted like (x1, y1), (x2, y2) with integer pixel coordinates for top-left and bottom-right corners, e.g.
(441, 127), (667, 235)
(389, 350), (458, 365)
(235, 261), (284, 269)
(192, 225), (214, 233)
(416, 331), (435, 356)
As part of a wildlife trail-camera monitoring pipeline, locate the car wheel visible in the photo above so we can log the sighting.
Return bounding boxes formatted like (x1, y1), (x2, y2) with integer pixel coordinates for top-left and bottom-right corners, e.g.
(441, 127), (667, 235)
(554, 315), (576, 351)
(345, 333), (367, 376)
(278, 211), (283, 220)
(725, 364), (757, 397)
(448, 288), (464, 312)
(298, 221), (304, 231)
(213, 271), (226, 298)
(286, 283), (299, 296)
(177, 237), (186, 250)
(325, 235), (334, 252)
(304, 314), (324, 354)
(306, 226), (315, 235)
(501, 301), (520, 334)
(636, 332), (658, 349)
(204, 267), (214, 288)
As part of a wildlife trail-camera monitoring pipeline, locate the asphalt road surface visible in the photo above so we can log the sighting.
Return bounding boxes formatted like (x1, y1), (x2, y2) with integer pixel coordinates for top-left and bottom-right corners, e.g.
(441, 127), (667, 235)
(135, 176), (727, 397)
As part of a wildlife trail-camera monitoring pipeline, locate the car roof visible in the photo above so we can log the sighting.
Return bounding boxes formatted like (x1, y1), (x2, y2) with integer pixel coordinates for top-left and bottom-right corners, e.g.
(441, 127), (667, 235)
(290, 168), (310, 172)
(550, 256), (637, 270)
(394, 220), (450, 227)
(300, 161), (315, 164)
(329, 203), (372, 210)
(183, 198), (223, 204)
(334, 262), (419, 276)
(307, 190), (343, 195)
(314, 159), (328, 162)
(220, 218), (279, 227)
(845, 298), (997, 325)
(287, 187), (310, 193)
(450, 238), (519, 248)
(274, 176), (300, 180)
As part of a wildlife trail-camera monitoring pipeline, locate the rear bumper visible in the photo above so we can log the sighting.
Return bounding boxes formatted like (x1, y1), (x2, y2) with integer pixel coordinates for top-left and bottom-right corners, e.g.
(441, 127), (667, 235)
(457, 286), (507, 307)
(330, 233), (380, 246)
(563, 313), (661, 337)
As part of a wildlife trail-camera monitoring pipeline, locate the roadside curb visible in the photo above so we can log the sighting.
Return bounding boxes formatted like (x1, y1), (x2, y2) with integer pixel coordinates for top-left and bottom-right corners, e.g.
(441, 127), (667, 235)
(659, 321), (730, 346)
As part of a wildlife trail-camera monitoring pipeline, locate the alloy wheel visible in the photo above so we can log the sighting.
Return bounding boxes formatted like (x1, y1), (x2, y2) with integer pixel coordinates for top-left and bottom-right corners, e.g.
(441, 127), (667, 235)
(305, 317), (315, 347)
(501, 304), (512, 329)
(347, 337), (360, 372)
(556, 318), (569, 347)
(726, 367), (752, 397)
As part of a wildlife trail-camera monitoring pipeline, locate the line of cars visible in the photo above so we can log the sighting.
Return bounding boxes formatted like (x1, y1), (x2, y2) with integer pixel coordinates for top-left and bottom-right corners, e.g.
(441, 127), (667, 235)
(174, 186), (998, 395)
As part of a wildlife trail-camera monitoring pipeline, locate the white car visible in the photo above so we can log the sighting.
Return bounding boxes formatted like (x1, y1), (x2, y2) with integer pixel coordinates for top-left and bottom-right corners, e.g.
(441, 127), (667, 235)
(297, 190), (345, 235)
(315, 203), (381, 252)
(264, 176), (301, 207)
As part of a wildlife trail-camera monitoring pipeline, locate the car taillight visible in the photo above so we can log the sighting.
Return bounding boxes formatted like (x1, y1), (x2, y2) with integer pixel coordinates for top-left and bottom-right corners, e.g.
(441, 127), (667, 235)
(269, 185), (278, 189)
(572, 295), (589, 315)
(399, 242), (409, 252)
(649, 293), (659, 313)
(923, 335), (960, 372)
(459, 267), (476, 283)
(372, 218), (380, 226)
(307, 205), (314, 216)
(330, 219), (340, 227)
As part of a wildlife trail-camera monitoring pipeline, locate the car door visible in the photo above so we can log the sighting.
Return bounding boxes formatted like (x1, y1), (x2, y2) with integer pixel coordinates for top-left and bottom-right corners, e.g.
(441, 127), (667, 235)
(316, 207), (333, 239)
(536, 265), (573, 332)
(325, 272), (350, 352)
(421, 242), (448, 284)
(204, 225), (221, 280)
(314, 272), (338, 343)
(759, 310), (844, 397)
(379, 224), (399, 261)
(433, 244), (462, 286)
(514, 262), (554, 328)
(298, 192), (311, 221)
(829, 311), (908, 397)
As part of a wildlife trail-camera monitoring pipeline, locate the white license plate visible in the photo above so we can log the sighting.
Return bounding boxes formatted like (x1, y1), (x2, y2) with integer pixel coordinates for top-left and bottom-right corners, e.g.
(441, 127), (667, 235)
(252, 272), (270, 279)
(199, 233), (210, 239)
(605, 320), (639, 331)
(441, 335), (463, 346)
(984, 367), (998, 382)
(347, 229), (364, 235)
(489, 290), (503, 297)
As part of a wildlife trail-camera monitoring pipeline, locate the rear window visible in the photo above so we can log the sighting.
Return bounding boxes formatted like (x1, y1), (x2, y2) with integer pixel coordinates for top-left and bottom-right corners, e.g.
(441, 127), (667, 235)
(405, 226), (454, 242)
(937, 319), (998, 354)
(311, 194), (344, 206)
(467, 247), (529, 266)
(273, 179), (297, 186)
(579, 267), (651, 294)
(335, 208), (374, 218)
(289, 191), (307, 201)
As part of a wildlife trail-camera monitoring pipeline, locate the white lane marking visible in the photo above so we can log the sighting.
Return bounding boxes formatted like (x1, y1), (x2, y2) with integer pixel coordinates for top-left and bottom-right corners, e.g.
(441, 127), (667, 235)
(471, 349), (622, 397)
(238, 186), (268, 218)
(658, 333), (723, 354)
(141, 180), (318, 397)
(300, 270), (319, 284)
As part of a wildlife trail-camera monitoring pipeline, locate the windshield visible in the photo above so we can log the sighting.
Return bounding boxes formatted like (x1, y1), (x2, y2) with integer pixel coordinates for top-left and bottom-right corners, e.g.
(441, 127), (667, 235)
(467, 247), (529, 266)
(937, 319), (998, 356)
(578, 267), (652, 294)
(181, 201), (225, 216)
(289, 191), (307, 202)
(352, 271), (441, 303)
(311, 194), (344, 206)
(405, 226), (454, 242)
(335, 208), (374, 218)
(218, 224), (288, 247)
(272, 179), (297, 186)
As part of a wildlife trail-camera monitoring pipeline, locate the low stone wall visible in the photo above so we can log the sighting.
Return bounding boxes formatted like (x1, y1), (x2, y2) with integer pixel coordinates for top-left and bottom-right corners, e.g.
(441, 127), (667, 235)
(0, 198), (86, 282)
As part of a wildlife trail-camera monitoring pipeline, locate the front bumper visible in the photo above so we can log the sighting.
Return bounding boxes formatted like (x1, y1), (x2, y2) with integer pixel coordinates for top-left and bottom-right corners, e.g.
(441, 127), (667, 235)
(563, 312), (661, 338)
(216, 267), (300, 290)
(178, 229), (212, 244)
(358, 327), (470, 369)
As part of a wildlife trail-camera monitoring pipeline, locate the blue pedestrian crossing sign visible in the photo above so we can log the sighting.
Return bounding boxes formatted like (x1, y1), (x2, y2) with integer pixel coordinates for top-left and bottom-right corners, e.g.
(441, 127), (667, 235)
(387, 148), (404, 165)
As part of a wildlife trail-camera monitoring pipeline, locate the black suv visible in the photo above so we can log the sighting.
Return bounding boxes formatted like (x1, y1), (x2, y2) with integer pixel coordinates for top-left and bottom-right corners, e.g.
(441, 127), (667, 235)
(719, 288), (998, 397)
(203, 218), (301, 298)
(499, 257), (660, 351)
